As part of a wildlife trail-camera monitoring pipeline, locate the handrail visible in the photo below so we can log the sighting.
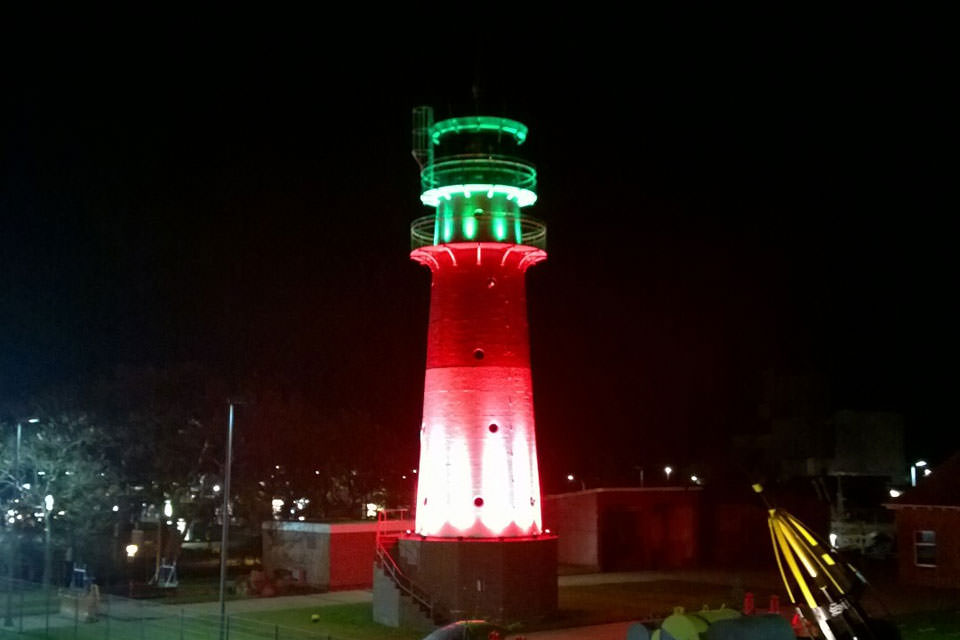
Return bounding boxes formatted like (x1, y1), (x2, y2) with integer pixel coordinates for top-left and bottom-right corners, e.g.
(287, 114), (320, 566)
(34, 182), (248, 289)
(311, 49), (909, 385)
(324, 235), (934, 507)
(374, 509), (436, 619)
(421, 155), (536, 191)
(410, 213), (547, 251)
(374, 539), (434, 618)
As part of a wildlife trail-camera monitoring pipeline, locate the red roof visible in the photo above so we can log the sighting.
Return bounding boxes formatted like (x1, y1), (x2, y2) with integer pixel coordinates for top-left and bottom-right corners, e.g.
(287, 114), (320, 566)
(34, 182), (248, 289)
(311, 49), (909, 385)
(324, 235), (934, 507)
(889, 450), (960, 508)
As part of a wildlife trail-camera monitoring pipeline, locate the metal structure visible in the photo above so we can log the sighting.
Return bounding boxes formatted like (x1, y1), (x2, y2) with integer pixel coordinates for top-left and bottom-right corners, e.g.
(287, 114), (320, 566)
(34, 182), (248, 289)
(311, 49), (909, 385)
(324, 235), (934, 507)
(374, 107), (557, 627)
(409, 107), (547, 540)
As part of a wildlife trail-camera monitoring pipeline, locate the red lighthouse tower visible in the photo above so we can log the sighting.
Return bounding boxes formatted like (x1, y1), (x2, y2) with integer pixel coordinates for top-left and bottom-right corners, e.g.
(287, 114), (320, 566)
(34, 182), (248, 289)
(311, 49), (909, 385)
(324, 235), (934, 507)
(374, 107), (557, 627)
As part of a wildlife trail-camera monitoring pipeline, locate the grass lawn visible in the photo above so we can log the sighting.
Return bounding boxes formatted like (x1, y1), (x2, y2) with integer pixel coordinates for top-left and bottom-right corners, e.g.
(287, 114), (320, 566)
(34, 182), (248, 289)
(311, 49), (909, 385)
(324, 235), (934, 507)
(236, 604), (422, 640)
(893, 609), (960, 640)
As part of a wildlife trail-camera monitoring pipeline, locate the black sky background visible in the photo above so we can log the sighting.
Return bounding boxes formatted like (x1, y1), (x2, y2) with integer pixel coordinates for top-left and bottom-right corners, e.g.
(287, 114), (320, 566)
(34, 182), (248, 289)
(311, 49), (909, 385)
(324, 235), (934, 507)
(1, 15), (953, 492)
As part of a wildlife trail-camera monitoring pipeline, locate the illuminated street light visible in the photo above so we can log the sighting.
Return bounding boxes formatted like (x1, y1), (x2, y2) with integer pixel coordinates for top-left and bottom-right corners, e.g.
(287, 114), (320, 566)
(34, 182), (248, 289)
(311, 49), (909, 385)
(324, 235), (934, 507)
(125, 544), (139, 558)
(889, 489), (902, 498)
(6, 416), (38, 626)
(910, 460), (928, 487)
(664, 466), (673, 482)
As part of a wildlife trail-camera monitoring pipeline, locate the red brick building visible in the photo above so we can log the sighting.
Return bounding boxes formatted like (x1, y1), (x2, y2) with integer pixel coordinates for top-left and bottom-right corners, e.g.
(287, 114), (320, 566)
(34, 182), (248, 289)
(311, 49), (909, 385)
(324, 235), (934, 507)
(887, 451), (960, 588)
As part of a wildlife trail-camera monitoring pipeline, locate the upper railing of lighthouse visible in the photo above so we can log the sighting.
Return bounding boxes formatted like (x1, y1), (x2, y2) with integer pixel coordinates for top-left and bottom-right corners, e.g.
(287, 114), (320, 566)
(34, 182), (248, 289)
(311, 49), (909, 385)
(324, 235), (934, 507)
(411, 106), (546, 251)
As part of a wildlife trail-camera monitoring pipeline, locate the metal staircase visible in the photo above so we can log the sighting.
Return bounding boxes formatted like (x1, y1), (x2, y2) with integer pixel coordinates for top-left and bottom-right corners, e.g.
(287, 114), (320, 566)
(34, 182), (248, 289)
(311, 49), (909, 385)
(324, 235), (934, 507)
(374, 509), (447, 625)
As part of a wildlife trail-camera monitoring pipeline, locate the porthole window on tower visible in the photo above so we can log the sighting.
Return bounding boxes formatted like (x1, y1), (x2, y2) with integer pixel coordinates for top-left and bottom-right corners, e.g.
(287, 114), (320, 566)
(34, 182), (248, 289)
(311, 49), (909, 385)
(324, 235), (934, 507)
(487, 278), (496, 289)
(473, 348), (485, 360)
(474, 497), (484, 507)
(488, 423), (499, 433)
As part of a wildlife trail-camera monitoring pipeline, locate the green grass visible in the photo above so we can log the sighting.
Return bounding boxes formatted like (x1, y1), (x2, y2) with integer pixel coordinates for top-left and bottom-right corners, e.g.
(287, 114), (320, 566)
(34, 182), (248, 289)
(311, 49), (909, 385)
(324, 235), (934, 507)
(236, 604), (422, 640)
(894, 609), (960, 640)
(8, 604), (422, 640)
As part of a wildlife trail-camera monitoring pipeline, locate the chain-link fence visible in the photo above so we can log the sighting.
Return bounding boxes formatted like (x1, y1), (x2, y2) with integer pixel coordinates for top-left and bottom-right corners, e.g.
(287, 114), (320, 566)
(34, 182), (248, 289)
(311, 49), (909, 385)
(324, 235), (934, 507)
(0, 579), (343, 640)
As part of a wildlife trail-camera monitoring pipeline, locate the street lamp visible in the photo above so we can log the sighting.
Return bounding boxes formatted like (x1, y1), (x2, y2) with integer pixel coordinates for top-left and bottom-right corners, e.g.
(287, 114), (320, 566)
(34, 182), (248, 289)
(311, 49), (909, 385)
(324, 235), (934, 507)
(910, 460), (927, 487)
(566, 474), (586, 491)
(5, 417), (38, 627)
(43, 495), (53, 589)
(664, 466), (673, 483)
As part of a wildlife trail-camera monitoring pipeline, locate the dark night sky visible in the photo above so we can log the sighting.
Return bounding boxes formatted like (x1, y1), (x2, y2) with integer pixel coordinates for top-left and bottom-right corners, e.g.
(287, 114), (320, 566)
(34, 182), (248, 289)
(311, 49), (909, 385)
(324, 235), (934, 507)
(1, 15), (953, 490)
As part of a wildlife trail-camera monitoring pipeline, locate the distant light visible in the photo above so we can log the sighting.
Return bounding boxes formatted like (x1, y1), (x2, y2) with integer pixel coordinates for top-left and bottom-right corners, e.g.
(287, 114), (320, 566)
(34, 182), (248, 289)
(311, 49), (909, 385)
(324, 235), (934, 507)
(690, 475), (699, 484)
(57, 511), (65, 516)
(176, 518), (186, 535)
(112, 505), (119, 512)
(125, 544), (139, 558)
(544, 529), (551, 534)
(412, 469), (417, 474)
(213, 484), (221, 493)
(163, 500), (173, 518)
(275, 465), (281, 470)
(298, 516), (305, 521)
(402, 475), (407, 480)
(889, 489), (902, 498)
(44, 495), (54, 511)
(22, 483), (31, 491)
(914, 460), (927, 468)
(566, 474), (575, 482)
(314, 470), (320, 475)
(923, 468), (932, 477)
(27, 418), (39, 423)
(365, 502), (383, 519)
(829, 533), (838, 548)
(664, 466), (673, 479)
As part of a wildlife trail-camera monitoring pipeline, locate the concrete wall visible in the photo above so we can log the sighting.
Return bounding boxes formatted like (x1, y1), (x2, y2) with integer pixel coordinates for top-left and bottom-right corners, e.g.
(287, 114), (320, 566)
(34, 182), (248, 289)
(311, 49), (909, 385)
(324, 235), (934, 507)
(396, 535), (557, 624)
(894, 508), (960, 588)
(262, 520), (414, 590)
(543, 488), (701, 571)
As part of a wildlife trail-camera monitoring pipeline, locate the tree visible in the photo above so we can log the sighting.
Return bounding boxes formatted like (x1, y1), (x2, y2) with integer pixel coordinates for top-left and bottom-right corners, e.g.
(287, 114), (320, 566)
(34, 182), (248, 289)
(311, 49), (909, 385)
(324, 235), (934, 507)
(0, 411), (117, 586)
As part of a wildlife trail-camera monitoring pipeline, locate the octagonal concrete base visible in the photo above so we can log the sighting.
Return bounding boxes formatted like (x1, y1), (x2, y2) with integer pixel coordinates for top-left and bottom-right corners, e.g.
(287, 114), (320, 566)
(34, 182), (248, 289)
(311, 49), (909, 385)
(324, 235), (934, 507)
(389, 534), (557, 625)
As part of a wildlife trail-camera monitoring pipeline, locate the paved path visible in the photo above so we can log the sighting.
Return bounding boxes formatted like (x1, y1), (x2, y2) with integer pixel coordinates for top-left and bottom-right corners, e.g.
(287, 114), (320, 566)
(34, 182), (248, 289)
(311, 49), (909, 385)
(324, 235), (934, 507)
(173, 589), (373, 615)
(524, 621), (635, 639)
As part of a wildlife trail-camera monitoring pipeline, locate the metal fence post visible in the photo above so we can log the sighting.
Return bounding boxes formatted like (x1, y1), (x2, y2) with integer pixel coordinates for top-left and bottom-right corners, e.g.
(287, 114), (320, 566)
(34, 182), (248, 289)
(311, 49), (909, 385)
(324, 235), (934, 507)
(74, 590), (79, 639)
(45, 583), (51, 635)
(225, 614), (230, 640)
(139, 599), (145, 640)
(274, 622), (279, 640)
(180, 608), (185, 640)
(17, 589), (22, 633)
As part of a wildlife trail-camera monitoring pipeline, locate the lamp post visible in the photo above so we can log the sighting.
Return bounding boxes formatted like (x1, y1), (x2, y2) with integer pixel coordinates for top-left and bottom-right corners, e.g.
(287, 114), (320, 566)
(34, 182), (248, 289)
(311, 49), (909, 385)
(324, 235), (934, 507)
(910, 460), (927, 487)
(219, 402), (237, 640)
(5, 417), (37, 627)
(664, 466), (673, 483)
(43, 495), (53, 589)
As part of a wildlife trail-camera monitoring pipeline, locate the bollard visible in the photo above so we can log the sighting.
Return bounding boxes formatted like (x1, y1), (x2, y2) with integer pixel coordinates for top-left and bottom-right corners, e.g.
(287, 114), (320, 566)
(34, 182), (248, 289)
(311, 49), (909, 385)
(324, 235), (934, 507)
(768, 594), (780, 614)
(742, 592), (755, 615)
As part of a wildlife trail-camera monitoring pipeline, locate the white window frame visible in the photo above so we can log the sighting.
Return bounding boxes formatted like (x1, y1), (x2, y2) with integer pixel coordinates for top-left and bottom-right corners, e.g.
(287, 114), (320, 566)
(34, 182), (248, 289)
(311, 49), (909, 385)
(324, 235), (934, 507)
(914, 529), (937, 567)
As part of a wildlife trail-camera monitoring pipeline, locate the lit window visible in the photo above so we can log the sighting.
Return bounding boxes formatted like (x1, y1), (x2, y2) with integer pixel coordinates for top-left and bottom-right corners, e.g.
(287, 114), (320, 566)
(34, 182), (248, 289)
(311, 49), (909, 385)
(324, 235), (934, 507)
(914, 530), (936, 567)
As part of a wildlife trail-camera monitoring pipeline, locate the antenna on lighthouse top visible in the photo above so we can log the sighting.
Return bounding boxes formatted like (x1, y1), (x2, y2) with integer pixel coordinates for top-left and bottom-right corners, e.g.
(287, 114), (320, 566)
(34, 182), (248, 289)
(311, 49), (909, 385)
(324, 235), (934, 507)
(411, 106), (434, 170)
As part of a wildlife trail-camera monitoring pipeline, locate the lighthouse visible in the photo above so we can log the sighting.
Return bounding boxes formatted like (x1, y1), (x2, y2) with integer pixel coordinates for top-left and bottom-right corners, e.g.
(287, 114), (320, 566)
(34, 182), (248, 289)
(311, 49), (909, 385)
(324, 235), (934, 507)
(374, 107), (557, 627)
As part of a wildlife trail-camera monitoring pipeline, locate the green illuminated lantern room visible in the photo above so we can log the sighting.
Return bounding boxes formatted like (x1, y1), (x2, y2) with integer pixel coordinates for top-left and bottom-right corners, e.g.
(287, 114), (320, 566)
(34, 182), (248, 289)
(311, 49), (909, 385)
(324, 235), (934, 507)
(410, 106), (546, 250)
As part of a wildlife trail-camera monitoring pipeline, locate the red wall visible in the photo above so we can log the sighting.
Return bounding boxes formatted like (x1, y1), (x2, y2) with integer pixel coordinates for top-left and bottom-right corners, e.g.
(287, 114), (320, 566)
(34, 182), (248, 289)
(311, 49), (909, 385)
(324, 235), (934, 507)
(329, 531), (377, 589)
(894, 508), (960, 588)
(543, 488), (701, 570)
